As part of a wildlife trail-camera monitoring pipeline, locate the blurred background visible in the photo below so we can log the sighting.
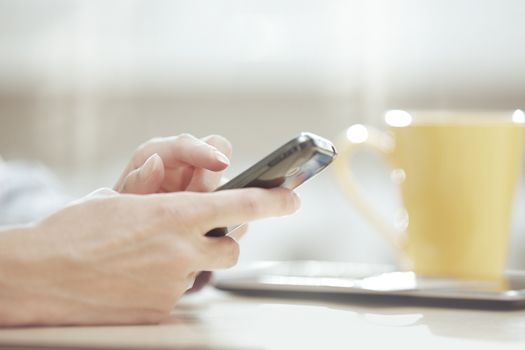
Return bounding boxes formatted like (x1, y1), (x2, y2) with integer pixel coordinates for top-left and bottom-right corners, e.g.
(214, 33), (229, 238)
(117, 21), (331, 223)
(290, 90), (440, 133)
(1, 0), (524, 268)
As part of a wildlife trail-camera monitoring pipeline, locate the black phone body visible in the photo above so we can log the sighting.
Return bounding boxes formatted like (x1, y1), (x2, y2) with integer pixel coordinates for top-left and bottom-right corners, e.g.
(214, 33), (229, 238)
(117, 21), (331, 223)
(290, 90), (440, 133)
(206, 132), (337, 237)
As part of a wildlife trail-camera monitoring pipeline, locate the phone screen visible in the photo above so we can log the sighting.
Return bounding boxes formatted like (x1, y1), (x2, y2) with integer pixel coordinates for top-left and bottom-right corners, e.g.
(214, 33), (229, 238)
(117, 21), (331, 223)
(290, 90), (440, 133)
(276, 150), (335, 189)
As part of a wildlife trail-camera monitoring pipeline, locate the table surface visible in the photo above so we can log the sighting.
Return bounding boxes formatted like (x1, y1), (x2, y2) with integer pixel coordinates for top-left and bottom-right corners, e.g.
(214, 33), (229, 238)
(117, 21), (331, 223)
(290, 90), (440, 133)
(0, 287), (525, 350)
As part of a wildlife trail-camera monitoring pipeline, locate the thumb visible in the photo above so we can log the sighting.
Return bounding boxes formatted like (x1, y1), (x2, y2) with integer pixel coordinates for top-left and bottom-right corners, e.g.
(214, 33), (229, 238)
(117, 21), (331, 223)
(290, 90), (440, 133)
(119, 153), (165, 194)
(228, 224), (248, 241)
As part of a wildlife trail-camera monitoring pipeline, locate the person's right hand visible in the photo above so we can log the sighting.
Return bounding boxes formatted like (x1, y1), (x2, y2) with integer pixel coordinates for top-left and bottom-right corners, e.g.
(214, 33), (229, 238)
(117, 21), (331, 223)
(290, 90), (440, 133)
(0, 187), (300, 326)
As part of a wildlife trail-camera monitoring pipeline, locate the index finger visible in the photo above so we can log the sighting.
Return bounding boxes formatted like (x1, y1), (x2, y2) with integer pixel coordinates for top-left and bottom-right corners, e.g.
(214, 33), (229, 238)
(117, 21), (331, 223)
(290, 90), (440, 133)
(185, 135), (233, 192)
(183, 187), (301, 233)
(135, 134), (230, 171)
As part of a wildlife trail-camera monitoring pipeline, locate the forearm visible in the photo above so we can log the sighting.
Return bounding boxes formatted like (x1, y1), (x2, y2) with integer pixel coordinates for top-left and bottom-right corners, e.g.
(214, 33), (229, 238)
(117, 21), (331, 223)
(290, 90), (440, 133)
(0, 224), (50, 326)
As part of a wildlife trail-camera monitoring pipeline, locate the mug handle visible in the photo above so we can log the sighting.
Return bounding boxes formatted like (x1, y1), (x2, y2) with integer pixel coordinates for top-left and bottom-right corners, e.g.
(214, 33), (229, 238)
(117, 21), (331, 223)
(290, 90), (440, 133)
(332, 125), (408, 261)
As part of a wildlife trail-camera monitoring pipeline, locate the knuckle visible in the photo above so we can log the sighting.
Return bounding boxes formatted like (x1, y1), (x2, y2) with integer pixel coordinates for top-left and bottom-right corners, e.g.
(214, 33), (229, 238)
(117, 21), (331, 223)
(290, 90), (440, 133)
(177, 133), (196, 142)
(205, 134), (233, 156)
(90, 187), (118, 198)
(242, 189), (263, 217)
(137, 137), (160, 153)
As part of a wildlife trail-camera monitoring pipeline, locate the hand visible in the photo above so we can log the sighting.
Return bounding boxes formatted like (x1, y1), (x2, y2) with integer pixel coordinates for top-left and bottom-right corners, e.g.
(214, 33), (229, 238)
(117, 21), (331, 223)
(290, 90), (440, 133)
(114, 134), (241, 294)
(114, 134), (232, 194)
(0, 187), (300, 326)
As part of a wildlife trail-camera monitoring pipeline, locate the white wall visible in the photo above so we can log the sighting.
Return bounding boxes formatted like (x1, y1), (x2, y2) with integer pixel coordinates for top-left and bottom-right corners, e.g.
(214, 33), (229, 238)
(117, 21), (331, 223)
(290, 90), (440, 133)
(2, 0), (525, 162)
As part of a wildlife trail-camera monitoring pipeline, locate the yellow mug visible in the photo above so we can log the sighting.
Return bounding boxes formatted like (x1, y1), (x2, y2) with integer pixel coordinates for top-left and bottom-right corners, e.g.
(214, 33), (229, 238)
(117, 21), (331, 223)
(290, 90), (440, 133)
(334, 110), (525, 279)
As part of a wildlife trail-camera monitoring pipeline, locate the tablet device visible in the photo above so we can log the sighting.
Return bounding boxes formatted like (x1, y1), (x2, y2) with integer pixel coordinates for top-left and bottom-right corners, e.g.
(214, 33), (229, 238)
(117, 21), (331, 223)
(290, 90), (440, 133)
(213, 261), (525, 309)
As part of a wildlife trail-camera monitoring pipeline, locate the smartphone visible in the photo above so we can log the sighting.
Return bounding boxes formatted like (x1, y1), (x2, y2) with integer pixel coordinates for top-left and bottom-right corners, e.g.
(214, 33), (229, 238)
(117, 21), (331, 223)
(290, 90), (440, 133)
(206, 132), (337, 237)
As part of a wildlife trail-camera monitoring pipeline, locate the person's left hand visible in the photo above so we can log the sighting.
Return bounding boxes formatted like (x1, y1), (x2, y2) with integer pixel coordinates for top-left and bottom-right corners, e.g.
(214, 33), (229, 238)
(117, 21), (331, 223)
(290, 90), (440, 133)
(114, 134), (239, 293)
(115, 134), (232, 195)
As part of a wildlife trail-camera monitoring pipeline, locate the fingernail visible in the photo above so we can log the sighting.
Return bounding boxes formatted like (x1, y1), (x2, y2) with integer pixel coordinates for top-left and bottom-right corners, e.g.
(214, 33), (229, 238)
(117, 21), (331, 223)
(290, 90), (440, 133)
(292, 192), (301, 211)
(141, 153), (159, 177)
(214, 150), (230, 166)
